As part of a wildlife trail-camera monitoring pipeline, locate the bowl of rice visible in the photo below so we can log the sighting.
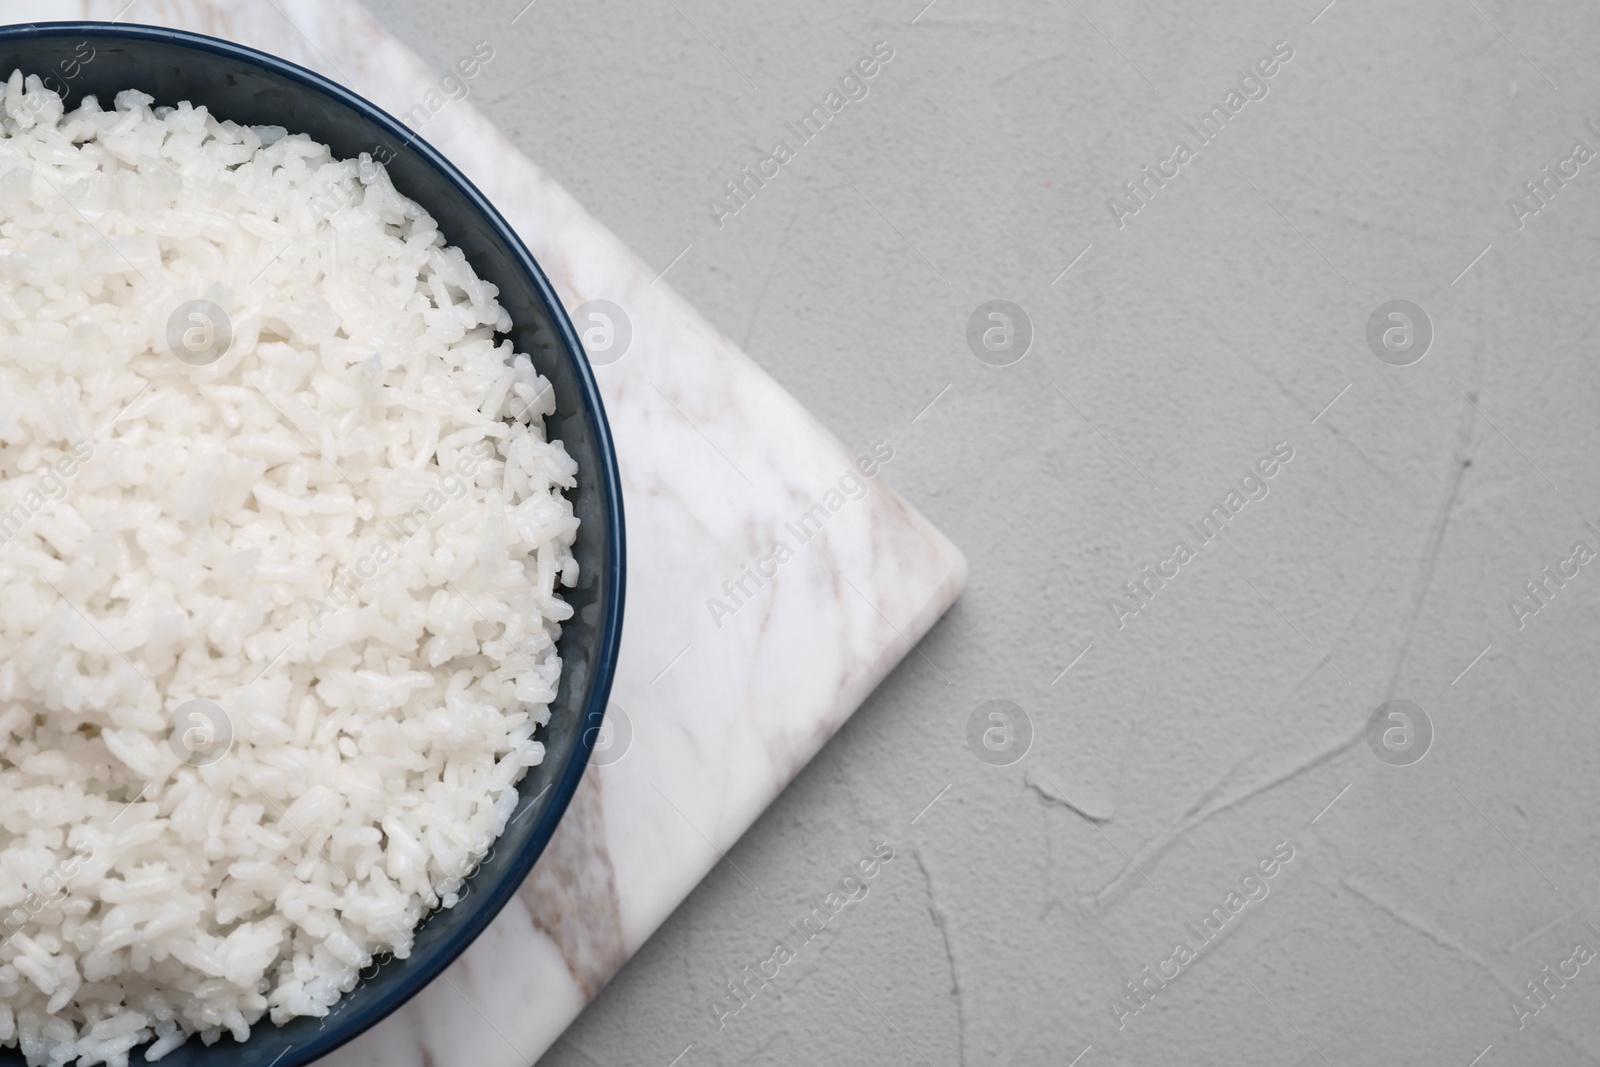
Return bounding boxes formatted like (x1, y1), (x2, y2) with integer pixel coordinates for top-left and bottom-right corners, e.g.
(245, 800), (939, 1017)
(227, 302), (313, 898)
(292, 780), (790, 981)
(0, 21), (625, 1067)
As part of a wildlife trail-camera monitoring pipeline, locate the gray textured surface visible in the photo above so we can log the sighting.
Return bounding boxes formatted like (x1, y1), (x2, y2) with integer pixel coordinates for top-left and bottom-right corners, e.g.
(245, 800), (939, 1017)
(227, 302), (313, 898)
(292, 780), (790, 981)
(366, 0), (1600, 1063)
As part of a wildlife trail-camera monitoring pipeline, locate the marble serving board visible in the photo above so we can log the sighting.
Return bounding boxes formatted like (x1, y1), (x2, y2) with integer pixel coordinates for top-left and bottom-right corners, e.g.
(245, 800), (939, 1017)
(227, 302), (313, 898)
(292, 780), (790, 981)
(0, 0), (968, 1062)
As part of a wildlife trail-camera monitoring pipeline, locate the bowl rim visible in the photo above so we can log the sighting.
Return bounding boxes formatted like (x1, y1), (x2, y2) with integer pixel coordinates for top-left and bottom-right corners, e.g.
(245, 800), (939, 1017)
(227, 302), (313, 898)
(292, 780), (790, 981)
(0, 18), (626, 1065)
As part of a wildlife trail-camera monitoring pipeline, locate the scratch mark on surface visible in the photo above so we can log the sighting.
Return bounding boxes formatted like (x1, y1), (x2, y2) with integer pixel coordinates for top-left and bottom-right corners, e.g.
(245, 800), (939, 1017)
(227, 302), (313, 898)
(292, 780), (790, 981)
(1024, 777), (1111, 823)
(1196, 728), (1364, 829)
(1092, 729), (1361, 908)
(910, 844), (967, 1067)
(1385, 404), (1477, 700)
(1340, 876), (1507, 993)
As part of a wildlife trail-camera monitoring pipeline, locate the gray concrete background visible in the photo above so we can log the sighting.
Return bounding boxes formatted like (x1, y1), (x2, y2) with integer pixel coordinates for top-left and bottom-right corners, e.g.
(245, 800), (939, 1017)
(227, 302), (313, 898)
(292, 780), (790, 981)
(365, 0), (1600, 1063)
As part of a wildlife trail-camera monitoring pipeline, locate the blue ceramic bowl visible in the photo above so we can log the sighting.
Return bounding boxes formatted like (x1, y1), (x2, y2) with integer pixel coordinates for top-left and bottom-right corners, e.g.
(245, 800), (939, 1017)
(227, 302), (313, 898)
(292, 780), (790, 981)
(0, 21), (625, 1067)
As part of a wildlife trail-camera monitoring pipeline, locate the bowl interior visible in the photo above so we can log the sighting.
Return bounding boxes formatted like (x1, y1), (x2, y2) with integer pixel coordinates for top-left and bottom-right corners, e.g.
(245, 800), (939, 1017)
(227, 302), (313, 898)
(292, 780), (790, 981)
(0, 22), (623, 1067)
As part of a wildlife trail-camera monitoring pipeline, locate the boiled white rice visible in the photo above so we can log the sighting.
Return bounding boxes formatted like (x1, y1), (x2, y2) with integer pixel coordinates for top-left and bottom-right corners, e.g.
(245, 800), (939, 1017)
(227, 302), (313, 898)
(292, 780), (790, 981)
(0, 70), (579, 1065)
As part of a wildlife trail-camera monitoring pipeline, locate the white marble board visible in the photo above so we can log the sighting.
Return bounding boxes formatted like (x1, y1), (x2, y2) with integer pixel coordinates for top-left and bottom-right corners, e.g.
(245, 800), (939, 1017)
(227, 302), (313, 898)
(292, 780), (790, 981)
(0, 0), (969, 1063)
